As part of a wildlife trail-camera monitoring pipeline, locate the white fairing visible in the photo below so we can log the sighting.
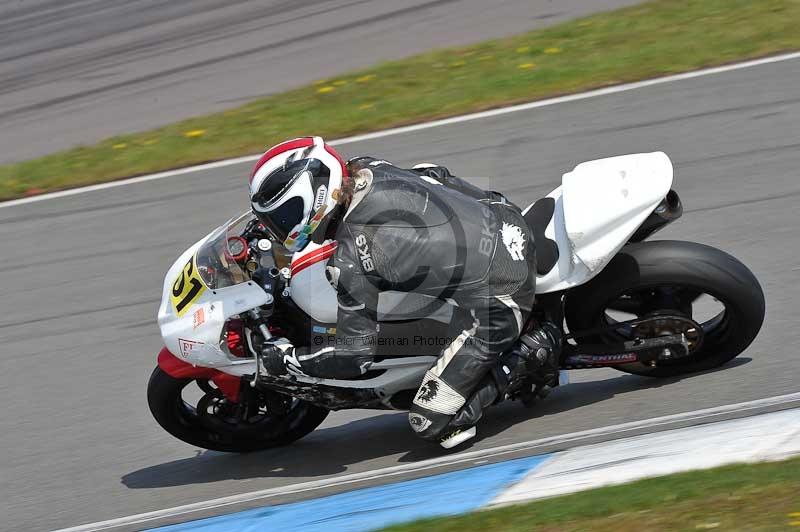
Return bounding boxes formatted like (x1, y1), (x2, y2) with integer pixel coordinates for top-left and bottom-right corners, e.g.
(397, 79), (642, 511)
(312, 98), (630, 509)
(157, 234), (268, 372)
(529, 152), (673, 293)
(289, 242), (338, 323)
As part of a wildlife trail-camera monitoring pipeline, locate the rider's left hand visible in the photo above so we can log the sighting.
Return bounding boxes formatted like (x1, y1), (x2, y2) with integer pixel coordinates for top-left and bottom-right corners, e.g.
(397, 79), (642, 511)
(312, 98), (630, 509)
(260, 337), (294, 376)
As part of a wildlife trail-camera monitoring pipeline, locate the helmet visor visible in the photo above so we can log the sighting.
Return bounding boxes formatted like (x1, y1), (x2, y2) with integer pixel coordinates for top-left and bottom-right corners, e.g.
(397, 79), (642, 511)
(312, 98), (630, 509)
(252, 159), (324, 208)
(261, 195), (305, 241)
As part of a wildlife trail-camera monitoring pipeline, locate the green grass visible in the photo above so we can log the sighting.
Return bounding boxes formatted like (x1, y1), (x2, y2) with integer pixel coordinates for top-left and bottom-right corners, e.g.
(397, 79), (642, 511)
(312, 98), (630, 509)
(382, 456), (800, 532)
(2, 0), (800, 200)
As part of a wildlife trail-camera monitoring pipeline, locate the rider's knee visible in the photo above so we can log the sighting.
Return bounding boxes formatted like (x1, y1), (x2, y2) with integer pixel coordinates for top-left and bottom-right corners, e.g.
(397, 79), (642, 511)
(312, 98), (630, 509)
(470, 333), (517, 358)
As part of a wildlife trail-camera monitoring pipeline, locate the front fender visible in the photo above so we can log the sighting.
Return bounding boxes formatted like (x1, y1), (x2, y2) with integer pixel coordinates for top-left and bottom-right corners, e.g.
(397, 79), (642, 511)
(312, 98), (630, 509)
(157, 347), (242, 402)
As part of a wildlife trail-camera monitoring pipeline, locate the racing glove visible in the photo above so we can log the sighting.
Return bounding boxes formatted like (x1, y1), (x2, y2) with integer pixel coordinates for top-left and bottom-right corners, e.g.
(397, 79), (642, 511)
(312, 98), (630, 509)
(259, 338), (305, 376)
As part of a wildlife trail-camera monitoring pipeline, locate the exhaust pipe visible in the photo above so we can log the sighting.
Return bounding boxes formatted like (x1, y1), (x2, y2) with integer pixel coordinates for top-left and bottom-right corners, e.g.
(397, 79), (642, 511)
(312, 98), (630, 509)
(629, 189), (683, 243)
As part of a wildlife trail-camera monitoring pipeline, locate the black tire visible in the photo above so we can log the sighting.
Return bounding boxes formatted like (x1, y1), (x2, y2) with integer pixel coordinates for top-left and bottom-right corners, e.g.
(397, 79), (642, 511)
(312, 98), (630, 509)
(147, 367), (329, 452)
(564, 240), (765, 377)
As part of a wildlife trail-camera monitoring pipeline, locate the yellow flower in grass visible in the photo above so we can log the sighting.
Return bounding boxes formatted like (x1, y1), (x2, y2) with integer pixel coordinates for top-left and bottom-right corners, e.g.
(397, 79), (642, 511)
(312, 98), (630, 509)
(313, 79), (329, 85)
(356, 74), (376, 83)
(518, 63), (536, 70)
(143, 139), (159, 146)
(317, 86), (335, 94)
(516, 46), (530, 53)
(112, 143), (127, 149)
(544, 47), (561, 54)
(450, 60), (466, 67)
(358, 103), (374, 110)
(184, 129), (206, 138)
(333, 80), (348, 86)
(478, 54), (494, 61)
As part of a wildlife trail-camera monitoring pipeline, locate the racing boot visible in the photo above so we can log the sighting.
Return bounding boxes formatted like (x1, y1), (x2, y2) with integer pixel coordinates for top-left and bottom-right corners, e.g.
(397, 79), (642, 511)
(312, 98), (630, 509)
(437, 373), (503, 449)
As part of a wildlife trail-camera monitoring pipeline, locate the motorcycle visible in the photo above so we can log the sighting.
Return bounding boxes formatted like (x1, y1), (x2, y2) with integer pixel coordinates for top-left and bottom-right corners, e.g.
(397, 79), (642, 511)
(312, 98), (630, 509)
(148, 152), (765, 452)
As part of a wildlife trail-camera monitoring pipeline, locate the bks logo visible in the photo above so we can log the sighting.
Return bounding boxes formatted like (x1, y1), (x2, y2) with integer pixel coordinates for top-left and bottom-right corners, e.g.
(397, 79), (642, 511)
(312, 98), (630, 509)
(478, 205), (495, 257)
(355, 233), (375, 272)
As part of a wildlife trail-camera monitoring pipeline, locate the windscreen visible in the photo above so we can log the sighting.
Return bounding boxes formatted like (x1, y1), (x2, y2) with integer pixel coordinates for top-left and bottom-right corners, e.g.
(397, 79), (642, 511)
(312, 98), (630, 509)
(194, 211), (255, 290)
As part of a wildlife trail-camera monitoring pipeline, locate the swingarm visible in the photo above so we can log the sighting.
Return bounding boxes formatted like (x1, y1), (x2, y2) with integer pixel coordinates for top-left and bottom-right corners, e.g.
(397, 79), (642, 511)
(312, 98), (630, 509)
(561, 314), (701, 370)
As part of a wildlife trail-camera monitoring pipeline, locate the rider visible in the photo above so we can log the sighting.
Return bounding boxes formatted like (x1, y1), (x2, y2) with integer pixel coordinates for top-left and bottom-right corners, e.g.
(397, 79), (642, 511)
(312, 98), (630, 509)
(250, 136), (561, 448)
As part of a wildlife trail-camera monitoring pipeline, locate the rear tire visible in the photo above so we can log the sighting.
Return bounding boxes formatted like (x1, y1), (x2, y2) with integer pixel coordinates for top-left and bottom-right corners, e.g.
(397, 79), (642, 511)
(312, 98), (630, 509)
(564, 240), (765, 377)
(147, 367), (329, 452)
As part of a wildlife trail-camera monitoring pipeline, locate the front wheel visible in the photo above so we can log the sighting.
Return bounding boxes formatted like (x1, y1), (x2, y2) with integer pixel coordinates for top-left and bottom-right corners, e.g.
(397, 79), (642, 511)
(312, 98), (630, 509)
(564, 240), (765, 377)
(147, 367), (329, 452)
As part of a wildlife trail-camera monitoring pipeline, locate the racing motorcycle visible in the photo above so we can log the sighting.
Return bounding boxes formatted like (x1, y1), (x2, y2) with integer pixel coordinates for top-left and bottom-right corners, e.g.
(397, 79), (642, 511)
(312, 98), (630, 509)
(148, 152), (765, 452)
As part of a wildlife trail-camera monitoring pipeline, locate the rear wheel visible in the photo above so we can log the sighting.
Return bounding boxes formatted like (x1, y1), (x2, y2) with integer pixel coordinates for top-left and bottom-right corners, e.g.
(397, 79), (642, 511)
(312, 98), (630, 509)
(147, 367), (329, 452)
(564, 240), (765, 377)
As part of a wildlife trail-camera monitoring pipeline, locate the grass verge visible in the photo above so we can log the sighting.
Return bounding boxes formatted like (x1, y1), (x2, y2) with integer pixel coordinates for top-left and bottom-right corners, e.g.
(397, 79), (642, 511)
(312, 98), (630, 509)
(382, 456), (800, 532)
(2, 0), (800, 200)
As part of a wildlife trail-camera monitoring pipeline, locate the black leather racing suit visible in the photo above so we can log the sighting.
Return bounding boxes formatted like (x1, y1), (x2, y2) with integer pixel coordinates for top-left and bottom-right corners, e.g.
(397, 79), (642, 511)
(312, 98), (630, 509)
(282, 158), (537, 441)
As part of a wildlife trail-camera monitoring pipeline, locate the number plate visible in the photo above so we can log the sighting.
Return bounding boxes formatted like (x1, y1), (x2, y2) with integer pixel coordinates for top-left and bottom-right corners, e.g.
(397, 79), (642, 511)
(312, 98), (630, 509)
(170, 257), (206, 316)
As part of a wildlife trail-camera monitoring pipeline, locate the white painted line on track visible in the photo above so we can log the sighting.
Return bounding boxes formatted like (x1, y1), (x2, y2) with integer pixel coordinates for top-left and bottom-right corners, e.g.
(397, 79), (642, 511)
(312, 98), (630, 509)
(3, 51), (800, 211)
(54, 391), (800, 532)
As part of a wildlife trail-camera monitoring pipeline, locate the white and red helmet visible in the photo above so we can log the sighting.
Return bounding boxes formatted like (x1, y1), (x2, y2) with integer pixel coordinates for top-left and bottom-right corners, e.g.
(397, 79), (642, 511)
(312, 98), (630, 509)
(249, 136), (348, 252)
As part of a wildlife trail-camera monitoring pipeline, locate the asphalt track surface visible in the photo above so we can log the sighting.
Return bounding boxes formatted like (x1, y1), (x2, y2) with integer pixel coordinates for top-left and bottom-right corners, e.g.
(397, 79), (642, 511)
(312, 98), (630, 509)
(1, 57), (800, 531)
(0, 0), (642, 164)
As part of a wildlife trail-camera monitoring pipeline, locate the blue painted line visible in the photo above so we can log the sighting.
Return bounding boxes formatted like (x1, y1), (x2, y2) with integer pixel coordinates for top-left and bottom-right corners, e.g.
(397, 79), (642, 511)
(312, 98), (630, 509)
(149, 454), (551, 532)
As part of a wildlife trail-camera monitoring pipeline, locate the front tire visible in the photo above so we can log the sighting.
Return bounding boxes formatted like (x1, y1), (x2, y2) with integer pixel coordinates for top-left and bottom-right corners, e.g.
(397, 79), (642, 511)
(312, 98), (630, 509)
(147, 367), (329, 452)
(564, 240), (765, 377)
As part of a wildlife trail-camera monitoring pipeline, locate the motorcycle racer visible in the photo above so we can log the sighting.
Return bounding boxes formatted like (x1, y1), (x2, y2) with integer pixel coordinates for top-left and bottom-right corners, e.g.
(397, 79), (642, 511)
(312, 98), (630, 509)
(249, 136), (560, 448)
